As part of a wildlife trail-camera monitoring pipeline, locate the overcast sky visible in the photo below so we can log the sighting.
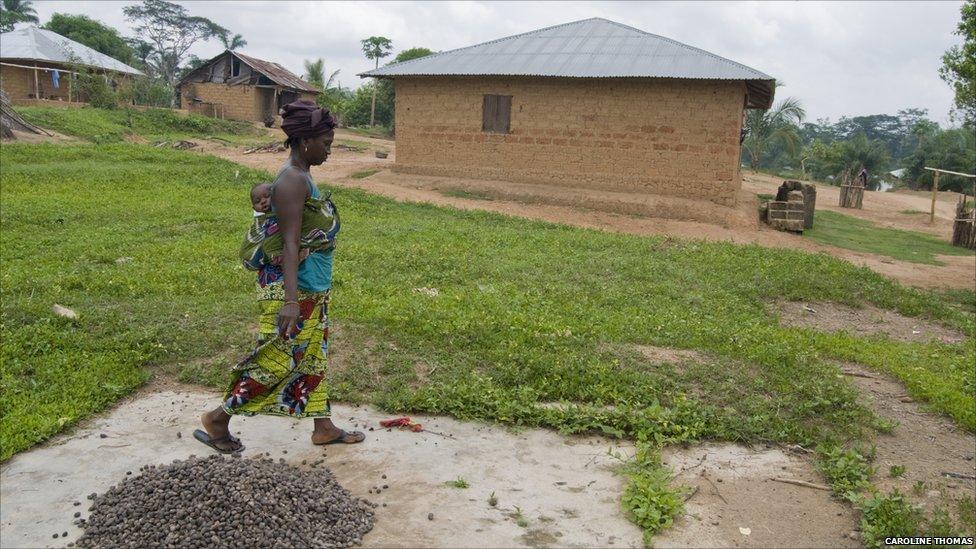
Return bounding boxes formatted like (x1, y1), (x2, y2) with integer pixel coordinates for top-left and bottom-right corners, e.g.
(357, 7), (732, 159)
(29, 1), (967, 126)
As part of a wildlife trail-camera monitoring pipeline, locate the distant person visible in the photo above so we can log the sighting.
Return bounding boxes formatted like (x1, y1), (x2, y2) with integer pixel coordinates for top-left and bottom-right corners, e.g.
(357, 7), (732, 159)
(194, 100), (364, 453)
(857, 165), (868, 187)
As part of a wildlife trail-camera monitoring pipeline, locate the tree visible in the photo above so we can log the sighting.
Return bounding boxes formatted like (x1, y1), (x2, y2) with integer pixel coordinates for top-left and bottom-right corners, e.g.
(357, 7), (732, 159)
(903, 127), (976, 192)
(364, 47), (435, 130)
(360, 36), (393, 126)
(393, 47), (434, 64)
(940, 0), (976, 125)
(219, 32), (246, 51)
(42, 13), (138, 66)
(341, 82), (394, 128)
(303, 58), (339, 91)
(742, 94), (805, 170)
(0, 0), (38, 32)
(122, 0), (228, 89)
(304, 59), (325, 89)
(125, 37), (155, 70)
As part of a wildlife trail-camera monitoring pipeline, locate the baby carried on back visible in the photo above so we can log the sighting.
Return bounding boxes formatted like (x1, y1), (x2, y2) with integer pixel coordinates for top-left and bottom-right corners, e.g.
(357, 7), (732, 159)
(239, 182), (339, 271)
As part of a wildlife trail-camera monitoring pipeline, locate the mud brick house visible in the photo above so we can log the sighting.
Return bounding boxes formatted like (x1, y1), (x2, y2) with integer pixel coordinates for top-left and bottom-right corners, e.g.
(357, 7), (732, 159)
(177, 51), (318, 124)
(0, 27), (143, 105)
(361, 18), (775, 207)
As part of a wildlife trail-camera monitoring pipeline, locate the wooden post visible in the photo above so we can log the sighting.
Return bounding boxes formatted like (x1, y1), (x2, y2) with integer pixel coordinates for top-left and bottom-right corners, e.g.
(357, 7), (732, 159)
(930, 171), (941, 225)
(33, 65), (40, 100)
(68, 73), (72, 102)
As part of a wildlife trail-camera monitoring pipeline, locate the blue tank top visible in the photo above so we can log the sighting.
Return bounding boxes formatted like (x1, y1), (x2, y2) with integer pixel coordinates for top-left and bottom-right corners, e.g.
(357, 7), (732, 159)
(261, 165), (337, 293)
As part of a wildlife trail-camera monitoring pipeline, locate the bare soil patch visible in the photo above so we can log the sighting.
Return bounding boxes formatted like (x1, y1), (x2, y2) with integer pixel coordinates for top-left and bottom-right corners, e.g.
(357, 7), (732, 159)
(632, 345), (708, 365)
(1, 127), (76, 143)
(653, 443), (860, 548)
(772, 300), (967, 343)
(838, 362), (976, 517)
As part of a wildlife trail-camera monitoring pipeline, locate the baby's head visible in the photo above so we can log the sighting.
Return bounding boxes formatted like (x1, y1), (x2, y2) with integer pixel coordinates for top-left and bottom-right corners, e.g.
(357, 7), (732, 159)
(250, 183), (272, 213)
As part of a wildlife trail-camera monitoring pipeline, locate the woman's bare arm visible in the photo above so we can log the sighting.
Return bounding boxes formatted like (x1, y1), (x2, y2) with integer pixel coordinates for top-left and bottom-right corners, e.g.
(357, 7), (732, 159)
(272, 169), (308, 336)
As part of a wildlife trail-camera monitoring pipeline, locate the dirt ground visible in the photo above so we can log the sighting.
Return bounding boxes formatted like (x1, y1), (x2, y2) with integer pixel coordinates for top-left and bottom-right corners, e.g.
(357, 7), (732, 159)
(1, 127), (76, 143)
(741, 172), (965, 238)
(773, 300), (968, 343)
(196, 130), (974, 290)
(838, 362), (976, 519)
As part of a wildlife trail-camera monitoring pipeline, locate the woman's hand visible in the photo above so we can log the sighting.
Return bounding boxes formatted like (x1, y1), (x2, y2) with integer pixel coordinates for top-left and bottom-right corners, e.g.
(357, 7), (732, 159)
(278, 302), (300, 339)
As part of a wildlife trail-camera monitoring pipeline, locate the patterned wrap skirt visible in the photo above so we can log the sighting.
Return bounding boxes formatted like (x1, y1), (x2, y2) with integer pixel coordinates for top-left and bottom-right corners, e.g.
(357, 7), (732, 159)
(221, 284), (331, 418)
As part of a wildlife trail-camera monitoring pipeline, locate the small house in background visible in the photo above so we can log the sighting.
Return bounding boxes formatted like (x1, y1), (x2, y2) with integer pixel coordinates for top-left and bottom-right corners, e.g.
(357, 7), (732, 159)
(177, 51), (319, 125)
(361, 18), (775, 207)
(0, 27), (143, 105)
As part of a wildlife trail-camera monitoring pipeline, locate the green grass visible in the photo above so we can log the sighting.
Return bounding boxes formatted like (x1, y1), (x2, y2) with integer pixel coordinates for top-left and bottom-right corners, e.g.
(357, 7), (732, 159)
(2, 142), (974, 540)
(445, 476), (470, 489)
(804, 210), (974, 264)
(441, 188), (495, 201)
(350, 169), (380, 179)
(336, 139), (372, 152)
(15, 106), (266, 145)
(621, 441), (687, 543)
(0, 143), (266, 460)
(345, 126), (394, 139)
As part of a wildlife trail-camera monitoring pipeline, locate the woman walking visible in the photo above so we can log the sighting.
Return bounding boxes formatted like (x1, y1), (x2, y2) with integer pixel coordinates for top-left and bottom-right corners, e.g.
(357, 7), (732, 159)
(194, 100), (365, 453)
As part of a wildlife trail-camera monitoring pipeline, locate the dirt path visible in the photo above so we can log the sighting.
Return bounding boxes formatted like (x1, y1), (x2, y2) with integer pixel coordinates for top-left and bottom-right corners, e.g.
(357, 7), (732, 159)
(840, 361), (976, 517)
(656, 444), (859, 548)
(199, 133), (974, 290)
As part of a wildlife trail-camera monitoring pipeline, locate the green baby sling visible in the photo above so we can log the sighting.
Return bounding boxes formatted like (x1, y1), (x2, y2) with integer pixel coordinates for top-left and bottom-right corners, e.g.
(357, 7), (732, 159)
(240, 190), (339, 271)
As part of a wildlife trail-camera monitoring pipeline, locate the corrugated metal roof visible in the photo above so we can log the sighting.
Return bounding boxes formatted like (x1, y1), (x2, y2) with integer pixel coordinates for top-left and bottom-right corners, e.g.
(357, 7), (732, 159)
(360, 18), (774, 107)
(0, 27), (143, 76)
(231, 51), (319, 93)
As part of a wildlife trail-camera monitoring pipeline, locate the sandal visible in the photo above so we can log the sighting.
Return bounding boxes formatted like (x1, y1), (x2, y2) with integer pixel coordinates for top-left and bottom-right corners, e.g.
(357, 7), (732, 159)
(314, 429), (366, 445)
(193, 429), (245, 454)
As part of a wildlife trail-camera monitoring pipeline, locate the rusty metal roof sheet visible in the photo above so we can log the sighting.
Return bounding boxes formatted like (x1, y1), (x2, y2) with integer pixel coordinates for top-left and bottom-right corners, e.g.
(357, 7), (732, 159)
(0, 26), (143, 76)
(360, 18), (774, 108)
(232, 51), (319, 93)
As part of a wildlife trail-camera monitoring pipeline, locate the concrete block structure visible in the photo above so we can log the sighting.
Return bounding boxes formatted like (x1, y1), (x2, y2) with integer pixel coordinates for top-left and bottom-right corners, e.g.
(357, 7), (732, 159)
(362, 18), (775, 208)
(178, 51), (318, 124)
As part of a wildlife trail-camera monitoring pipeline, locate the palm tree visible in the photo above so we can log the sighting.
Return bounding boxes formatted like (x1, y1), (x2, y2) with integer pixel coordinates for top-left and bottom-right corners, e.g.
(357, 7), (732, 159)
(303, 58), (340, 91)
(743, 96), (805, 170)
(304, 58), (324, 89)
(360, 36), (393, 126)
(0, 0), (39, 32)
(220, 32), (246, 51)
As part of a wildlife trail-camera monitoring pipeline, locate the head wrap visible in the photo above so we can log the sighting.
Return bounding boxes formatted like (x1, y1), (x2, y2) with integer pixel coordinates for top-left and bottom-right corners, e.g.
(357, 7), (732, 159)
(280, 100), (337, 140)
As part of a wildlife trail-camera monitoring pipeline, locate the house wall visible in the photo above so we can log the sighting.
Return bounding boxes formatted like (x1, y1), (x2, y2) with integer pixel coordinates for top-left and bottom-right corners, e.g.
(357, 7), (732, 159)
(394, 76), (747, 206)
(1, 61), (135, 105)
(180, 82), (315, 123)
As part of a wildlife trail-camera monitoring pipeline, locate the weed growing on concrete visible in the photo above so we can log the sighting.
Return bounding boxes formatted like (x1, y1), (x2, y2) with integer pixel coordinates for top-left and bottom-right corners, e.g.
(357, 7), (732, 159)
(445, 476), (469, 489)
(815, 444), (875, 500)
(620, 441), (686, 544)
(512, 506), (528, 528)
